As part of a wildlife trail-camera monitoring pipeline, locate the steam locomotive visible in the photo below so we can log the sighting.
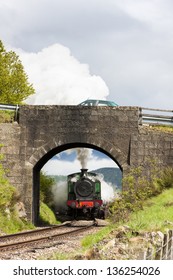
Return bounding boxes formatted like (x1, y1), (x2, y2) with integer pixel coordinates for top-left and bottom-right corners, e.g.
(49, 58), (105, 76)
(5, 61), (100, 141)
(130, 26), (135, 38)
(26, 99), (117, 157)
(67, 169), (104, 219)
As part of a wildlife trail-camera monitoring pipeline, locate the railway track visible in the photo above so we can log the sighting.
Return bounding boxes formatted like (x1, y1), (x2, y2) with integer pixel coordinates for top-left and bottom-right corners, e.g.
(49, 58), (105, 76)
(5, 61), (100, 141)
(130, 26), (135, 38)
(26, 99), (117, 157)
(0, 220), (96, 254)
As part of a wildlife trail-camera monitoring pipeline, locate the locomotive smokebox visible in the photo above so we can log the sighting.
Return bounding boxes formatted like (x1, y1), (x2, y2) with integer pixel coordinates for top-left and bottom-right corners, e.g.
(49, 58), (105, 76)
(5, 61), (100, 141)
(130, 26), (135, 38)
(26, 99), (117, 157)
(80, 168), (88, 177)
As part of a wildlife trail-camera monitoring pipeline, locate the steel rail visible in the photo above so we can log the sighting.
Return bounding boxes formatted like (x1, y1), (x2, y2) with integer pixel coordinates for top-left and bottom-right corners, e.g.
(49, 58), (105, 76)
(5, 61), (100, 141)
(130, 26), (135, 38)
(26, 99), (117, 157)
(0, 224), (94, 252)
(0, 222), (70, 241)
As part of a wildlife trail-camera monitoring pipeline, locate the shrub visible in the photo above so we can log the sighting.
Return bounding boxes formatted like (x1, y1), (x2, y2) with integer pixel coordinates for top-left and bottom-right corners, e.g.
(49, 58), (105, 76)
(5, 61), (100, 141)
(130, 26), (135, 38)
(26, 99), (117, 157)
(0, 152), (34, 233)
(40, 171), (55, 206)
(157, 167), (173, 189)
(0, 158), (17, 212)
(0, 111), (14, 123)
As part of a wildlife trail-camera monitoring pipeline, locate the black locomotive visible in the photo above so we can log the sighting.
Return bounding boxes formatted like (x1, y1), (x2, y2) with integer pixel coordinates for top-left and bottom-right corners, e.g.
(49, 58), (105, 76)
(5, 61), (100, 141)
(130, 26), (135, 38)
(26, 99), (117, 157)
(67, 169), (104, 219)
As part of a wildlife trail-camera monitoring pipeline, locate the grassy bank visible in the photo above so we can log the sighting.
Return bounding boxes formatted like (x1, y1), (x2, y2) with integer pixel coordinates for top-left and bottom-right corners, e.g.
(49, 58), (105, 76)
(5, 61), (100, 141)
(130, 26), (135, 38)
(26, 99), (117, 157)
(39, 187), (173, 259)
(82, 187), (173, 250)
(127, 188), (173, 232)
(0, 211), (34, 234)
(39, 202), (60, 225)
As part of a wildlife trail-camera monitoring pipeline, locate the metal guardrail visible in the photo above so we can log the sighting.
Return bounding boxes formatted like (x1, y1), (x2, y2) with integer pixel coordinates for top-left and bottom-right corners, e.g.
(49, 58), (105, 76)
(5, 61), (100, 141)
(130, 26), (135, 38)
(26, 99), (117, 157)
(0, 103), (19, 121)
(139, 107), (173, 126)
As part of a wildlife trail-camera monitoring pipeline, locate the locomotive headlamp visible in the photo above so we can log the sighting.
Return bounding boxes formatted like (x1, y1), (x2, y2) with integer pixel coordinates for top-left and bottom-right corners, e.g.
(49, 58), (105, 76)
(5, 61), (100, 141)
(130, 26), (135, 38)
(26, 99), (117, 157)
(70, 202), (76, 208)
(94, 201), (100, 208)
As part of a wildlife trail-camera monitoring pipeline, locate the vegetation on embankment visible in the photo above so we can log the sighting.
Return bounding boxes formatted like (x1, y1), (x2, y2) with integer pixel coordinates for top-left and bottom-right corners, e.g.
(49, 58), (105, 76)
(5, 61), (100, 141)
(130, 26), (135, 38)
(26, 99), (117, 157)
(81, 163), (173, 251)
(109, 161), (173, 224)
(0, 156), (34, 234)
(127, 187), (173, 232)
(0, 111), (15, 123)
(80, 187), (173, 256)
(0, 183), (33, 234)
(146, 124), (173, 133)
(39, 202), (60, 225)
(39, 171), (61, 225)
(0, 158), (59, 234)
(0, 209), (34, 234)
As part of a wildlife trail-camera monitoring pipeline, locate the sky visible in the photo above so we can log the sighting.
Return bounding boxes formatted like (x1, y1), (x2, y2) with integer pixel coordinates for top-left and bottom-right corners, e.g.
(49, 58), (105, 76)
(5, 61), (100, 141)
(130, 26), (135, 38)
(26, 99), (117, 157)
(1, 0), (173, 175)
(1, 0), (173, 109)
(43, 148), (117, 176)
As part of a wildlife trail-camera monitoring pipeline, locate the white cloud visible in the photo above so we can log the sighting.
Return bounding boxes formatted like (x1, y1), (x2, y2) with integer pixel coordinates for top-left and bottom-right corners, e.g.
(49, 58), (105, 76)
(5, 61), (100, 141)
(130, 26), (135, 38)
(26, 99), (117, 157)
(14, 44), (109, 105)
(42, 157), (116, 175)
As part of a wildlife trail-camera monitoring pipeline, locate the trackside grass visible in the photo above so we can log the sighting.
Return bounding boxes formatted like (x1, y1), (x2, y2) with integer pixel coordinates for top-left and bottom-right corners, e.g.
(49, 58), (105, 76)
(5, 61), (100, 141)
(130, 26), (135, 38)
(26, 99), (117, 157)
(81, 188), (173, 250)
(127, 188), (173, 232)
(81, 225), (114, 249)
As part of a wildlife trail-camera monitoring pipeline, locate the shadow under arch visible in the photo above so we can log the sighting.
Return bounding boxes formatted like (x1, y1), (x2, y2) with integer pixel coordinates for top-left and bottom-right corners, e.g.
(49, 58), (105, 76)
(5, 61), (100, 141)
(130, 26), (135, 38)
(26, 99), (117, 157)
(33, 142), (124, 225)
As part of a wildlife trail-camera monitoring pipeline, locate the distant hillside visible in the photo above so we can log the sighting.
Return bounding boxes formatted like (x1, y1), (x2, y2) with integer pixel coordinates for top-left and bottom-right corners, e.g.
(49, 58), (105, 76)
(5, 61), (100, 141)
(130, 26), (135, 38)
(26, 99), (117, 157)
(91, 167), (122, 190)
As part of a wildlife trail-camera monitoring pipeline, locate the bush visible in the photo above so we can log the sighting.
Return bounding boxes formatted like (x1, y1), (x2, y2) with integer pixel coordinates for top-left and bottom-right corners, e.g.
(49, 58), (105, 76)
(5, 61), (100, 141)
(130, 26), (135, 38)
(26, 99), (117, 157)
(0, 153), (34, 233)
(0, 159), (18, 212)
(0, 111), (14, 123)
(40, 171), (55, 206)
(157, 167), (173, 189)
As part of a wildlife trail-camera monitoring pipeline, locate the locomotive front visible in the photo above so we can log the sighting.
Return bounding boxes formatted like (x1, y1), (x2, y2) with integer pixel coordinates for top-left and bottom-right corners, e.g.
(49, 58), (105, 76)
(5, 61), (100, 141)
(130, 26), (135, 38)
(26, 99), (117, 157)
(67, 169), (103, 218)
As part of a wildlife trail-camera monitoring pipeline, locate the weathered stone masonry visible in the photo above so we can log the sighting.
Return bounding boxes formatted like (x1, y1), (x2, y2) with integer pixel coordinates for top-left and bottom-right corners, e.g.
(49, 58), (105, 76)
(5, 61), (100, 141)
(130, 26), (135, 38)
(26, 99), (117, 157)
(0, 105), (173, 223)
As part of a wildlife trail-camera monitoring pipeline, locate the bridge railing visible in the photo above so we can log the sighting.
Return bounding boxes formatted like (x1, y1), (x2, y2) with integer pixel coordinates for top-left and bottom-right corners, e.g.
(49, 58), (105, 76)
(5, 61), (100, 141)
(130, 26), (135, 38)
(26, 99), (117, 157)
(0, 103), (19, 121)
(139, 107), (173, 126)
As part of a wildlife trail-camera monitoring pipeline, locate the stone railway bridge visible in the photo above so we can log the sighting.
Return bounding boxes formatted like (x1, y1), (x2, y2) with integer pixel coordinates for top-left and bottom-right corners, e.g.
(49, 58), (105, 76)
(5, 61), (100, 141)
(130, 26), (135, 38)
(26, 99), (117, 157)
(0, 105), (173, 224)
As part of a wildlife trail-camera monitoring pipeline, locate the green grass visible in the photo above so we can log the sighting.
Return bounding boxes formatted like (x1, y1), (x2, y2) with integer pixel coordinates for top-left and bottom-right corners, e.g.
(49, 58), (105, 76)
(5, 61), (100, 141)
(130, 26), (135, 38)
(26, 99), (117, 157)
(81, 188), (173, 251)
(0, 202), (60, 234)
(81, 225), (114, 249)
(127, 188), (173, 232)
(0, 211), (34, 234)
(149, 125), (173, 133)
(39, 202), (60, 225)
(0, 111), (15, 123)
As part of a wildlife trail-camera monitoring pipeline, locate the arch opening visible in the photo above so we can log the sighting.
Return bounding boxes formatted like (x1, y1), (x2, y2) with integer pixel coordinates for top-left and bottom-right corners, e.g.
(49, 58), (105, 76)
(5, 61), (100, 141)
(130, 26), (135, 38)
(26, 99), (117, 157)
(33, 143), (123, 225)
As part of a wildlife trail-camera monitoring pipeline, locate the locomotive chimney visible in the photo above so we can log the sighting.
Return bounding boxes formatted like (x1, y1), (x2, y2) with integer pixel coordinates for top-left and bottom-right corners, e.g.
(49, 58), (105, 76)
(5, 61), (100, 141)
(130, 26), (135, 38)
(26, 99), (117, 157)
(80, 169), (88, 177)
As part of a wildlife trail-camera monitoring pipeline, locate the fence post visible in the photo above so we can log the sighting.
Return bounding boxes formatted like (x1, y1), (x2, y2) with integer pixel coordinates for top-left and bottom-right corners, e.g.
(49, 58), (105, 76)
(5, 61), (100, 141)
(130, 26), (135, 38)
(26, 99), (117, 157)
(138, 107), (142, 125)
(162, 233), (168, 260)
(146, 247), (154, 260)
(155, 244), (162, 260)
(167, 230), (173, 260)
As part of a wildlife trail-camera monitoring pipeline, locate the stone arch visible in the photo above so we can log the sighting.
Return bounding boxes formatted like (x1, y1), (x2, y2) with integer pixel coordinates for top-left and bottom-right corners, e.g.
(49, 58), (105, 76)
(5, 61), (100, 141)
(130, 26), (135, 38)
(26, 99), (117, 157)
(29, 136), (127, 171)
(30, 137), (127, 224)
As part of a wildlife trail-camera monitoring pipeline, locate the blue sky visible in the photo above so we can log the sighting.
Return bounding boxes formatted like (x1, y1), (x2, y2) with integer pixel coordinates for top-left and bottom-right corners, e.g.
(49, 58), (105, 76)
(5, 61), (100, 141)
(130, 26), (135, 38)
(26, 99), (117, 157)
(53, 149), (107, 161)
(42, 148), (117, 175)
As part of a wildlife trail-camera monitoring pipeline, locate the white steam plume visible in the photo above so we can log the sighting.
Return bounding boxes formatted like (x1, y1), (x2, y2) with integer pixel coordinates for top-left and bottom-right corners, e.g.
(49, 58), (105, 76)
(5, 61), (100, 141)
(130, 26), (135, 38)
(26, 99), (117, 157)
(14, 43), (109, 105)
(76, 148), (92, 169)
(96, 174), (118, 204)
(52, 181), (68, 212)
